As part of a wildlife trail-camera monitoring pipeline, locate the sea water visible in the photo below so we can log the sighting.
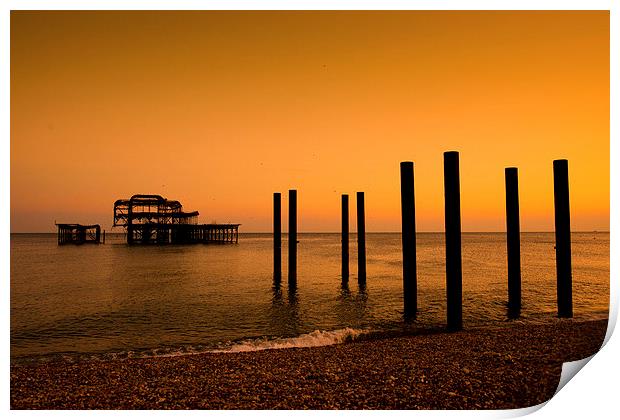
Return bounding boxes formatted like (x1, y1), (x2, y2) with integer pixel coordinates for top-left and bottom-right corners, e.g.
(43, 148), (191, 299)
(10, 232), (609, 363)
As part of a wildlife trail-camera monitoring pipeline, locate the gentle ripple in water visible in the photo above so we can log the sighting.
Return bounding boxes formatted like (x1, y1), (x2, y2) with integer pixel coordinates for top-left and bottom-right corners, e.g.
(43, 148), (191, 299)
(10, 232), (609, 362)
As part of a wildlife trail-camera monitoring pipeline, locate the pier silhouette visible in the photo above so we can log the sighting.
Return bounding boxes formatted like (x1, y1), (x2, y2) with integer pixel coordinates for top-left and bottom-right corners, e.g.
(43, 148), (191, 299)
(112, 194), (240, 245)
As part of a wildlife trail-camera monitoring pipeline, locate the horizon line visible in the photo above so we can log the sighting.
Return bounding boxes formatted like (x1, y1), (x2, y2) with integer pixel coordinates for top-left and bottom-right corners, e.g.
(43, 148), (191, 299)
(10, 230), (610, 235)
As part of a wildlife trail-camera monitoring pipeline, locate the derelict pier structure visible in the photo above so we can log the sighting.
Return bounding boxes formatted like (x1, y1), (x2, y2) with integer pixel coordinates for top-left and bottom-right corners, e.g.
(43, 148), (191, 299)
(56, 224), (103, 245)
(113, 194), (240, 245)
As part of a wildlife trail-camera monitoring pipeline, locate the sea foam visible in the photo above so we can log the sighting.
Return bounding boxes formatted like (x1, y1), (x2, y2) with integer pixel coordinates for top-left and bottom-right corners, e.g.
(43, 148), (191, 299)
(213, 327), (367, 353)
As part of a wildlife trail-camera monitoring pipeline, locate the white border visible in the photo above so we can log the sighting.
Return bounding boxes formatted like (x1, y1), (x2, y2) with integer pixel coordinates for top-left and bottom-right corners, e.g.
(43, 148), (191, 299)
(2, 2), (617, 419)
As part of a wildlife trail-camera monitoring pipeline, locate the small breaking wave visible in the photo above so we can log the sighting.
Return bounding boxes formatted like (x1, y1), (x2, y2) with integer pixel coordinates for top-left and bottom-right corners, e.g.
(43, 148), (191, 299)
(212, 327), (368, 353)
(10, 328), (370, 365)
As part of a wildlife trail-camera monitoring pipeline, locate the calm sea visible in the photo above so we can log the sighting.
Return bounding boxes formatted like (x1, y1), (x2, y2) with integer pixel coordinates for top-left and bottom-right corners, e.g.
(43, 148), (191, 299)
(10, 232), (609, 363)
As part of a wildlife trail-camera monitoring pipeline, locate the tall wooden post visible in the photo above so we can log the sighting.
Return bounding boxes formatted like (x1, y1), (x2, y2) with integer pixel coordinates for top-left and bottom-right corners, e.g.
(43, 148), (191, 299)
(505, 167), (521, 318)
(554, 159), (573, 318)
(273, 193), (282, 282)
(400, 161), (417, 319)
(356, 192), (366, 283)
(342, 194), (349, 282)
(288, 189), (297, 284)
(444, 151), (463, 331)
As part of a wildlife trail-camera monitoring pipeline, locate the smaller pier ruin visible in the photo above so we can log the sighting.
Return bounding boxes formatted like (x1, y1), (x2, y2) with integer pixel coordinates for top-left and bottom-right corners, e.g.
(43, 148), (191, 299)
(56, 224), (103, 245)
(113, 194), (240, 245)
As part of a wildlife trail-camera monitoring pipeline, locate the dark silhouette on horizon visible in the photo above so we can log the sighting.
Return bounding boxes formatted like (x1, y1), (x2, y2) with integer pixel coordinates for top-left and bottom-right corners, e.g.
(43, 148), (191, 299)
(341, 194), (349, 283)
(444, 152), (463, 331)
(357, 192), (366, 284)
(554, 160), (573, 318)
(505, 167), (522, 319)
(400, 161), (417, 321)
(273, 192), (282, 284)
(56, 223), (102, 245)
(113, 194), (239, 245)
(288, 189), (298, 285)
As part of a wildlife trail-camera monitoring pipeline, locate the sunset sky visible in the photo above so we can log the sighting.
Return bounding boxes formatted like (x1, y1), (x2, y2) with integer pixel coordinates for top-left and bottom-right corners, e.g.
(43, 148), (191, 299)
(10, 11), (609, 233)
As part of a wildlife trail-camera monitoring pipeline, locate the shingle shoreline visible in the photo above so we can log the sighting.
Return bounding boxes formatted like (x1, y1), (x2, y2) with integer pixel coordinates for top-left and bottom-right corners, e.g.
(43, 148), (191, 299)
(11, 318), (608, 409)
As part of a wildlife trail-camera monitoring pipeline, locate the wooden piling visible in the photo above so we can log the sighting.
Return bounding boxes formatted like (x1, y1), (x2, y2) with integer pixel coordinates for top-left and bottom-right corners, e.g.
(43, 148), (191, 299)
(444, 151), (463, 331)
(356, 192), (366, 283)
(288, 189), (297, 284)
(400, 161), (417, 319)
(553, 159), (573, 318)
(274, 192), (282, 281)
(342, 194), (349, 282)
(505, 167), (521, 318)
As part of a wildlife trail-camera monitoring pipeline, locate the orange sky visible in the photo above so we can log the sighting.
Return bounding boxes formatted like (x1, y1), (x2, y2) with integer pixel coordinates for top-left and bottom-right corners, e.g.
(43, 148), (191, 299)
(10, 11), (609, 233)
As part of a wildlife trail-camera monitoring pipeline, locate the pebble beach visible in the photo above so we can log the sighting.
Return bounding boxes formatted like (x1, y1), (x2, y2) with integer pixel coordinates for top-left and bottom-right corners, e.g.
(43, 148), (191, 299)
(11, 318), (608, 410)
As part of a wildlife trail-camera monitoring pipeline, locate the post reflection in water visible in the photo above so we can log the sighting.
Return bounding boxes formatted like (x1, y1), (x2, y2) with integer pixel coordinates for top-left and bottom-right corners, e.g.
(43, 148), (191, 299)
(270, 277), (368, 339)
(335, 279), (368, 328)
(268, 279), (301, 338)
(271, 280), (283, 305)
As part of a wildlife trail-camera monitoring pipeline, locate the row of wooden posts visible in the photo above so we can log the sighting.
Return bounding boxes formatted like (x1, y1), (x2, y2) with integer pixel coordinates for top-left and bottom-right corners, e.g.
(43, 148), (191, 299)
(273, 151), (573, 331)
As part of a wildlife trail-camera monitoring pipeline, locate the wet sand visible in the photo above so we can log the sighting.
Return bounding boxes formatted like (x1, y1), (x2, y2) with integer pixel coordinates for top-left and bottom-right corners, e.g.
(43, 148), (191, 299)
(11, 318), (607, 409)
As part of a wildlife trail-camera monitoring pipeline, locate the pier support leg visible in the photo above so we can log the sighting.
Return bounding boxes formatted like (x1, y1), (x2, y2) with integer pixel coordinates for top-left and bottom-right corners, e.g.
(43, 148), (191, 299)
(444, 151), (463, 331)
(288, 189), (297, 285)
(356, 192), (366, 284)
(274, 193), (282, 282)
(554, 159), (573, 318)
(342, 194), (349, 282)
(400, 162), (417, 320)
(505, 167), (521, 318)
